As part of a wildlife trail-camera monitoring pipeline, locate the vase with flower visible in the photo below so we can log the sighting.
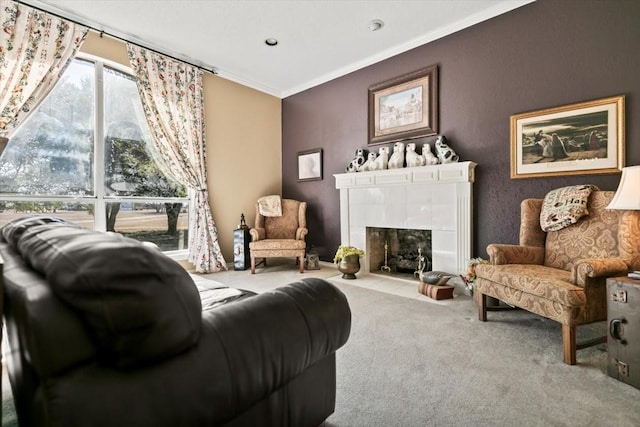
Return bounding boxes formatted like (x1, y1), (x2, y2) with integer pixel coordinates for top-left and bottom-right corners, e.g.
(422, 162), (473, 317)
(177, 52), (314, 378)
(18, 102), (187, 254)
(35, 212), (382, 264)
(334, 245), (365, 279)
(460, 257), (489, 295)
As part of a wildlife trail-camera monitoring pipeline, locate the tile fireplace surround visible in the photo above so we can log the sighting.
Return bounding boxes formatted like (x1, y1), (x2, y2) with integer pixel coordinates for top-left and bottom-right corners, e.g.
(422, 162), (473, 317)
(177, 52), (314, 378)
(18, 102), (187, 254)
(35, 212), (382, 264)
(334, 161), (476, 275)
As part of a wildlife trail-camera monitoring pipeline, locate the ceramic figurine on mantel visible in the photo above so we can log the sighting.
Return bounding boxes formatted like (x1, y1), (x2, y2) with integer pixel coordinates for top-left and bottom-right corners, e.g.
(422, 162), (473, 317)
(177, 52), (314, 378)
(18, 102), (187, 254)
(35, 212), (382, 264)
(342, 136), (465, 175)
(434, 135), (460, 164)
(405, 142), (426, 167)
(388, 141), (405, 169)
(360, 152), (377, 171)
(422, 143), (439, 165)
(370, 146), (389, 170)
(345, 148), (367, 173)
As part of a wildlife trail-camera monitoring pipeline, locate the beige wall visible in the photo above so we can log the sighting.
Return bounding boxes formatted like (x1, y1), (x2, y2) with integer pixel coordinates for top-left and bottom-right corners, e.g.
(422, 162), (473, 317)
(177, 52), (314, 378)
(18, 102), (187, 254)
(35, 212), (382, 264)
(204, 76), (281, 265)
(81, 31), (282, 267)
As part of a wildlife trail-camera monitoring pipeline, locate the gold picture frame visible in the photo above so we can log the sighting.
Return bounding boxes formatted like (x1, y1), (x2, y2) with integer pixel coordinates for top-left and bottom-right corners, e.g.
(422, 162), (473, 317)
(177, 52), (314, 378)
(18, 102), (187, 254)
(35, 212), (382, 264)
(510, 95), (625, 179)
(368, 65), (438, 146)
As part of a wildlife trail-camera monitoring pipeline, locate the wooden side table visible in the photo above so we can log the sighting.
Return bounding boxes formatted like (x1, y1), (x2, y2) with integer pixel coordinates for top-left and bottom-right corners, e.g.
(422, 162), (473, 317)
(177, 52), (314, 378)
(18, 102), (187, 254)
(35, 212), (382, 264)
(607, 276), (640, 390)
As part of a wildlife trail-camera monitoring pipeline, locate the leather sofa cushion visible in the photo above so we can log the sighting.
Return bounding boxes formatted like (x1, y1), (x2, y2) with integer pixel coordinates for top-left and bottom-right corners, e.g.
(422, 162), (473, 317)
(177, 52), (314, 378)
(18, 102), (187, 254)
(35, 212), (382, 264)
(16, 222), (202, 368)
(1, 215), (72, 251)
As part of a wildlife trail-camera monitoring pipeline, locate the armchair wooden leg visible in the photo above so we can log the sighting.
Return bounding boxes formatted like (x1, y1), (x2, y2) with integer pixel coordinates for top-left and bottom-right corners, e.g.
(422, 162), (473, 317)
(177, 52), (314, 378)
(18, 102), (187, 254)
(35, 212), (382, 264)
(299, 255), (304, 273)
(478, 292), (487, 322)
(562, 324), (577, 365)
(251, 256), (256, 274)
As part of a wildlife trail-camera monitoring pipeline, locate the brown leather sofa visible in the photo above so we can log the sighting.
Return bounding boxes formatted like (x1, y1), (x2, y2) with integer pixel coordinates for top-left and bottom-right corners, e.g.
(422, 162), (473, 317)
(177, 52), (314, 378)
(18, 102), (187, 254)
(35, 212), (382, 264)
(0, 216), (351, 427)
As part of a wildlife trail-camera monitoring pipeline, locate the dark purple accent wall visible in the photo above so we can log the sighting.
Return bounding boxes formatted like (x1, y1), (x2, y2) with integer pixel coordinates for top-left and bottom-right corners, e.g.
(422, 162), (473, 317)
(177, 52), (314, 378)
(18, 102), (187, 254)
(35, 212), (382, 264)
(282, 0), (640, 262)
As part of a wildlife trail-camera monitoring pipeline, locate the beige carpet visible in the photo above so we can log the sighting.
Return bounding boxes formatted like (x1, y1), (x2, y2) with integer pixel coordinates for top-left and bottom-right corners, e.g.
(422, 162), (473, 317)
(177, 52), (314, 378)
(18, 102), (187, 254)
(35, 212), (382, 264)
(320, 282), (640, 427)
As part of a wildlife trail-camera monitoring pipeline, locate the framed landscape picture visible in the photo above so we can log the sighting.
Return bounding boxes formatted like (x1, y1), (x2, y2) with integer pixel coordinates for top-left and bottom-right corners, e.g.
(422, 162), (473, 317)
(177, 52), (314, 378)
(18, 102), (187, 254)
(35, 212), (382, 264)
(510, 95), (625, 179)
(368, 65), (438, 146)
(297, 148), (323, 182)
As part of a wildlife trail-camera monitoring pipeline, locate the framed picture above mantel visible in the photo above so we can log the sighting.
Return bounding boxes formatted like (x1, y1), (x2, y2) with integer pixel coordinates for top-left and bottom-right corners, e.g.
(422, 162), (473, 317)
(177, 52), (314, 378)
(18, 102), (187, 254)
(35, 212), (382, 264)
(510, 95), (625, 179)
(368, 65), (439, 146)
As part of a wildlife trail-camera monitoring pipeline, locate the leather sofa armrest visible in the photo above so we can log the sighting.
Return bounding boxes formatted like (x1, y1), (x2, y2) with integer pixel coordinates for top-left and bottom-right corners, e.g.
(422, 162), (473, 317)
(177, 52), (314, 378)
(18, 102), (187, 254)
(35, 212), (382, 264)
(249, 227), (265, 241)
(571, 258), (629, 286)
(1, 243), (97, 378)
(487, 244), (545, 265)
(200, 278), (350, 420)
(296, 227), (308, 240)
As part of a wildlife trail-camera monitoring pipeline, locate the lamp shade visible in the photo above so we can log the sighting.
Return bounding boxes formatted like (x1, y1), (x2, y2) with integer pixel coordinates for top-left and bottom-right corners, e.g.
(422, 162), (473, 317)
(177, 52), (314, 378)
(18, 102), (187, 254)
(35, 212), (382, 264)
(607, 165), (640, 210)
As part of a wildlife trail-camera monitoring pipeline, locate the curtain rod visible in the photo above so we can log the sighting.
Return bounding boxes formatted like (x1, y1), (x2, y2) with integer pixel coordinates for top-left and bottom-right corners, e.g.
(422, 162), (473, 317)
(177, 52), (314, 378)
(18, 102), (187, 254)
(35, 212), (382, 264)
(14, 0), (218, 75)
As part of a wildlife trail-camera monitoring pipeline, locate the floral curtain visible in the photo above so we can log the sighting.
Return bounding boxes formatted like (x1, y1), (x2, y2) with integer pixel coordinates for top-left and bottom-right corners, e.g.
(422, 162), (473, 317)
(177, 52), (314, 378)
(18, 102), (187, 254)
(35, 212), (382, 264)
(0, 0), (87, 144)
(127, 44), (227, 273)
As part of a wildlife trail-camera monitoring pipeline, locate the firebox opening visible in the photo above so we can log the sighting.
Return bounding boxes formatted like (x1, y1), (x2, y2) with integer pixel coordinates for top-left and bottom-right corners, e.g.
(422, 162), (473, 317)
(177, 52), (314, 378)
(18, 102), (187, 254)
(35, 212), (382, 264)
(367, 227), (432, 280)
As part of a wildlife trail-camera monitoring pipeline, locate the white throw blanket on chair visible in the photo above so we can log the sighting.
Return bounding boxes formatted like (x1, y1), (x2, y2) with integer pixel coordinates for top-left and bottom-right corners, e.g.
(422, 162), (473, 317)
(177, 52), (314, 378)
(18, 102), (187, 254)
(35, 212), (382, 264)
(257, 195), (282, 217)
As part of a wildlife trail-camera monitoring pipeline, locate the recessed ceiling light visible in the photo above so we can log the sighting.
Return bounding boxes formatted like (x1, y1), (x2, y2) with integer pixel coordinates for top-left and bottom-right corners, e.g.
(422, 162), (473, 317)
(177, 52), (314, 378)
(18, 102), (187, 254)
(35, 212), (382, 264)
(369, 19), (384, 31)
(265, 38), (278, 46)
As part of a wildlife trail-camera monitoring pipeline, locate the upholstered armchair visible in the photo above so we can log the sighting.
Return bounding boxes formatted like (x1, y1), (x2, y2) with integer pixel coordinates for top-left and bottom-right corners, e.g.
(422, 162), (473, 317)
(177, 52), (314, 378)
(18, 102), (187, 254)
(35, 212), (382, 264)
(249, 197), (308, 274)
(475, 189), (640, 365)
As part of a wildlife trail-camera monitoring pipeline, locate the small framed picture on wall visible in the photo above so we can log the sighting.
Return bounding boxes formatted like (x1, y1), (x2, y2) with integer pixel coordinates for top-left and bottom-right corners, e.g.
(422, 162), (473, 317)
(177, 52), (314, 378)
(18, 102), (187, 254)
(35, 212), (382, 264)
(297, 148), (323, 182)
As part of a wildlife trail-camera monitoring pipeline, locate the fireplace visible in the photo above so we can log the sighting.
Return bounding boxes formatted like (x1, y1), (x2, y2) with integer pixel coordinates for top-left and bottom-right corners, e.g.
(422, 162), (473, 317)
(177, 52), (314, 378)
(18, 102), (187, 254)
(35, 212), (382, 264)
(334, 161), (476, 275)
(367, 227), (432, 279)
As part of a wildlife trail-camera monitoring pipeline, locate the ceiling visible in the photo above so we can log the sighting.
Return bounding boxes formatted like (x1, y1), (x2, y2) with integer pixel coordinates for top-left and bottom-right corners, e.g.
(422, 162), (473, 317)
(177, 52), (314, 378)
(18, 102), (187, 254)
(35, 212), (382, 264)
(22, 0), (534, 98)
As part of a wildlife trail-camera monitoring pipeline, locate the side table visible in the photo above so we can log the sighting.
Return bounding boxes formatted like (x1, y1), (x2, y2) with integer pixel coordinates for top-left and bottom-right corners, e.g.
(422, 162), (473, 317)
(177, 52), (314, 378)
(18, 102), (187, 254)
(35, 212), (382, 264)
(233, 227), (251, 271)
(607, 276), (640, 390)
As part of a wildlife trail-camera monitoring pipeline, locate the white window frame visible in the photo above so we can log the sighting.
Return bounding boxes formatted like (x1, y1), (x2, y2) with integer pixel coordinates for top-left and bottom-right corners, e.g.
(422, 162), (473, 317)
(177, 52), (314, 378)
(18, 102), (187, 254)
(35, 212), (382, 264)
(1, 53), (189, 258)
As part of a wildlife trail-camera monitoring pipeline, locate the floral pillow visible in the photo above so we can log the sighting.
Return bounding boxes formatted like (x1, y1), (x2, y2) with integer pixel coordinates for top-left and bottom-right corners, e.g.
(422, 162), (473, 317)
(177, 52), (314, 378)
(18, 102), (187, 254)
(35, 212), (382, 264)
(540, 185), (599, 232)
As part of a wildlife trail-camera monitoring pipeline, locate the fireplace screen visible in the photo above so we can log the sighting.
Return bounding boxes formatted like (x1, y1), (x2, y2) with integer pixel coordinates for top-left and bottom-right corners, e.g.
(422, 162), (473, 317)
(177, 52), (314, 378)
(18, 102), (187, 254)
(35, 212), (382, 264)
(367, 227), (432, 278)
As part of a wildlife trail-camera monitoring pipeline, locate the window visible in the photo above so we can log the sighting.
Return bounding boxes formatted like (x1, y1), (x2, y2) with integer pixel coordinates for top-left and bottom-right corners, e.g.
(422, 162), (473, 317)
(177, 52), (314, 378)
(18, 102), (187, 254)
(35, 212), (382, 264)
(0, 57), (189, 252)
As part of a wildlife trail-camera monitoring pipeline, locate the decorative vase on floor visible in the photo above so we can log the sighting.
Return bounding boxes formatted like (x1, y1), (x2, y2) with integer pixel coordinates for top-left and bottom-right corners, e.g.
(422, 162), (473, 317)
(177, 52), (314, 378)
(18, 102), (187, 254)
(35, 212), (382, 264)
(338, 254), (360, 279)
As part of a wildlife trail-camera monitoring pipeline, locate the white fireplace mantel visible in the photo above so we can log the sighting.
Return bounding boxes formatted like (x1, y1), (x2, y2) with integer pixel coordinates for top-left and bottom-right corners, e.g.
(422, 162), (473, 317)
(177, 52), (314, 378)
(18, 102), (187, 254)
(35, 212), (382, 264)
(334, 161), (476, 274)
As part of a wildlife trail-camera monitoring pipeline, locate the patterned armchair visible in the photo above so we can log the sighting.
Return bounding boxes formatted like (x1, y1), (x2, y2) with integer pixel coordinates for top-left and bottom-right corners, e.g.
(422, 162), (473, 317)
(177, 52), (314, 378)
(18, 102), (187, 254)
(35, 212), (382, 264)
(475, 190), (640, 364)
(249, 198), (308, 274)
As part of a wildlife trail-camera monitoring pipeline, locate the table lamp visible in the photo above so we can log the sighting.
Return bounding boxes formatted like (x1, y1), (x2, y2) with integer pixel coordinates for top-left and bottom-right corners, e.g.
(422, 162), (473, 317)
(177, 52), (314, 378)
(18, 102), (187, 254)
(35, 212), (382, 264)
(607, 165), (640, 210)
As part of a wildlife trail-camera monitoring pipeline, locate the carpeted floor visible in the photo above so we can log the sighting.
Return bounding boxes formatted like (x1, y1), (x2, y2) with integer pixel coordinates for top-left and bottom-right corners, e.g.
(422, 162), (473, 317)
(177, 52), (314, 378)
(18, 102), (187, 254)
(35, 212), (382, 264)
(321, 281), (640, 427)
(4, 260), (640, 426)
